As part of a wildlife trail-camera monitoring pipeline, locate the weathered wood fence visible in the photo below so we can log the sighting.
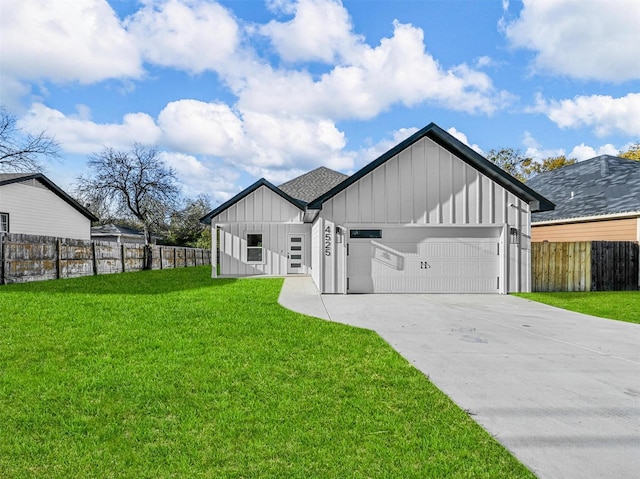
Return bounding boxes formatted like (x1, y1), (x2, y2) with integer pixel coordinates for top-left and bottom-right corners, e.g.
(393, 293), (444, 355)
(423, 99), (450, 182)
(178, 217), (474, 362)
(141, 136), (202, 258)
(532, 241), (639, 292)
(0, 233), (211, 285)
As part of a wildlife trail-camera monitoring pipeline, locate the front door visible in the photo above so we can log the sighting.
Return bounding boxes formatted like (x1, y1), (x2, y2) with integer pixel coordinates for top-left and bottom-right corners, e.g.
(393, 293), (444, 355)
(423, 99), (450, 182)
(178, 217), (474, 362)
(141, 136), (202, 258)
(287, 234), (305, 274)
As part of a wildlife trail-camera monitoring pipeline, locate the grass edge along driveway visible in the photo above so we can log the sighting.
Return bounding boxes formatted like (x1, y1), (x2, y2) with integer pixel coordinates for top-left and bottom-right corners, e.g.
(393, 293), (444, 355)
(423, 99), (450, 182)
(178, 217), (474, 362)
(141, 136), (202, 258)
(515, 290), (640, 325)
(0, 267), (534, 478)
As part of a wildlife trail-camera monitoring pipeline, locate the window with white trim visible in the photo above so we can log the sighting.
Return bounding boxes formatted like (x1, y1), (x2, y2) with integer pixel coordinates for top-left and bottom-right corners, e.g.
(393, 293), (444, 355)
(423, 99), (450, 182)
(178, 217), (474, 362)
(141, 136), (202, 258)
(0, 213), (8, 233)
(246, 233), (263, 263)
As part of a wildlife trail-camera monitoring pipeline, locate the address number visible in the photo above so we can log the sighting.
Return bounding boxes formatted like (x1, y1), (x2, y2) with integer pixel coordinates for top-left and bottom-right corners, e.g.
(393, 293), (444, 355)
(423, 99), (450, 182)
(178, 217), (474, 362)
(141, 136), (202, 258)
(324, 225), (332, 256)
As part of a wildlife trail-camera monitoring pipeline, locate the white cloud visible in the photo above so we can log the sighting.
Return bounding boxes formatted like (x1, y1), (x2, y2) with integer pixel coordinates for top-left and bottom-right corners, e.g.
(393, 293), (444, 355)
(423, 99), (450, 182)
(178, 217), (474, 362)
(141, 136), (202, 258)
(160, 152), (240, 202)
(125, 0), (239, 73)
(0, 0), (141, 85)
(521, 131), (564, 161)
(158, 100), (247, 157)
(356, 127), (418, 168)
(504, 0), (640, 81)
(568, 143), (619, 161)
(242, 111), (348, 169)
(19, 103), (161, 154)
(240, 20), (513, 119)
(533, 93), (640, 137)
(260, 0), (361, 63)
(447, 127), (484, 155)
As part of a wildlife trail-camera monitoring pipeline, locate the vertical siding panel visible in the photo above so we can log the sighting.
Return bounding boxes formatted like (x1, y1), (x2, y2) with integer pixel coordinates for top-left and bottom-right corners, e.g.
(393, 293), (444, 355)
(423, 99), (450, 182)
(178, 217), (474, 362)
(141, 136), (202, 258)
(386, 157), (400, 223)
(263, 187), (272, 222)
(247, 188), (257, 222)
(359, 174), (373, 223)
(451, 156), (465, 224)
(373, 167), (386, 223)
(426, 147), (440, 223)
(346, 183), (360, 224)
(237, 198), (246, 222)
(399, 148), (413, 223)
(334, 191), (347, 225)
(439, 149), (451, 225)
(466, 166), (478, 224)
(412, 142), (427, 224)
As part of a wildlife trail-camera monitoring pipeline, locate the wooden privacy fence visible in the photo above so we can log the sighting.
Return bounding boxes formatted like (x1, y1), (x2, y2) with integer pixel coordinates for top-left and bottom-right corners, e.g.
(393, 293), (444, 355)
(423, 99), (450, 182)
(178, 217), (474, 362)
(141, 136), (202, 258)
(0, 233), (211, 285)
(532, 241), (639, 292)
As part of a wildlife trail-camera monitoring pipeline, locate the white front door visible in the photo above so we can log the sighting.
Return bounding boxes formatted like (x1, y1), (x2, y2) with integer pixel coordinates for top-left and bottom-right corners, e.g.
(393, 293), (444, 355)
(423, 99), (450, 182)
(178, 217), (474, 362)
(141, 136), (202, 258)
(287, 234), (305, 274)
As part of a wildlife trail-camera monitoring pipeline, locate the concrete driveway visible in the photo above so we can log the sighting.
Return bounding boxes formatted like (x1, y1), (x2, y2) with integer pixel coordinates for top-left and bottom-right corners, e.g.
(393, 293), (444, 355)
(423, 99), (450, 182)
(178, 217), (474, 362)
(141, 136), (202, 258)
(279, 277), (640, 479)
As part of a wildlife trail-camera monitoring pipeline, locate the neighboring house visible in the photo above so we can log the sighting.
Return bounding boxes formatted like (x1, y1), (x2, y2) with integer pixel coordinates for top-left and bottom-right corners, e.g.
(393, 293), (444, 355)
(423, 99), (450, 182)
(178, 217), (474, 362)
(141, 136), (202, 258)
(91, 224), (155, 245)
(529, 155), (640, 242)
(0, 173), (97, 240)
(201, 122), (554, 294)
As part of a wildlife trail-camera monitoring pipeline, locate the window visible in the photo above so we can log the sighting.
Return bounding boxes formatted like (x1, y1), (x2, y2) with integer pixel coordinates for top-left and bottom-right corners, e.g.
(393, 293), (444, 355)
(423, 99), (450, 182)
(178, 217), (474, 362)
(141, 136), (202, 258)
(350, 229), (382, 239)
(0, 213), (8, 233)
(246, 233), (263, 263)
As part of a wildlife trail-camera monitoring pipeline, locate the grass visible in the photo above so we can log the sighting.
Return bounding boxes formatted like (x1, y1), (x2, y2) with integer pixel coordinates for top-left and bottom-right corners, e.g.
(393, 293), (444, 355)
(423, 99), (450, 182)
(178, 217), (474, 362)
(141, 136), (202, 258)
(1, 267), (534, 478)
(515, 291), (640, 325)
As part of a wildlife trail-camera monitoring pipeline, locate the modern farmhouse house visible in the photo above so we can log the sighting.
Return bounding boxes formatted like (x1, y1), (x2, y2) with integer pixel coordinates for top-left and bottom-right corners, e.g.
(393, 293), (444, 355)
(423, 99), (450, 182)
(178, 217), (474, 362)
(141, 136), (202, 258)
(201, 123), (554, 293)
(0, 173), (97, 240)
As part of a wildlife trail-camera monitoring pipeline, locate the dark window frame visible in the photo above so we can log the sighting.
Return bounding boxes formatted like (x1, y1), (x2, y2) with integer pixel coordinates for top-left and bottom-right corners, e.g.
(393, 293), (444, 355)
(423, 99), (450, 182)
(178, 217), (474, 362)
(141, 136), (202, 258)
(246, 232), (264, 263)
(0, 212), (8, 233)
(349, 229), (382, 239)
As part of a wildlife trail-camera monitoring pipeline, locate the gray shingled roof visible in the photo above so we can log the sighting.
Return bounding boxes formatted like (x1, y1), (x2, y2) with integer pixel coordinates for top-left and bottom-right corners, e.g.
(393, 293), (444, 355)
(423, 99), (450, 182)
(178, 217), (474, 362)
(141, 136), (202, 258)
(278, 166), (349, 203)
(91, 224), (145, 237)
(0, 173), (33, 182)
(528, 155), (640, 222)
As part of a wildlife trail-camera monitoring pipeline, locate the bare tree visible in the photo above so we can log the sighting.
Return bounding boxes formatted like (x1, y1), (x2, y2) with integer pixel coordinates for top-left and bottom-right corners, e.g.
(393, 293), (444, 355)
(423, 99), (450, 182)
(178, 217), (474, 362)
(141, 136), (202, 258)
(76, 144), (181, 269)
(0, 107), (60, 172)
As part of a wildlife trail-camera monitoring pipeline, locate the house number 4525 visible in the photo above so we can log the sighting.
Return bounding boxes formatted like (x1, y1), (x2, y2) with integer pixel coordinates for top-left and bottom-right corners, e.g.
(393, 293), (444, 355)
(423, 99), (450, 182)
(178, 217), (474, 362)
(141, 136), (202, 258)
(324, 226), (332, 256)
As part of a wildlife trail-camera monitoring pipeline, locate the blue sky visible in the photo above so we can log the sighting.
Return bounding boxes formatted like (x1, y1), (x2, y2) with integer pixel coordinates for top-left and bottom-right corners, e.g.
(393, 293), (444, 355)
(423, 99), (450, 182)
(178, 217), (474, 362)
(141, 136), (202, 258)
(2, 0), (639, 206)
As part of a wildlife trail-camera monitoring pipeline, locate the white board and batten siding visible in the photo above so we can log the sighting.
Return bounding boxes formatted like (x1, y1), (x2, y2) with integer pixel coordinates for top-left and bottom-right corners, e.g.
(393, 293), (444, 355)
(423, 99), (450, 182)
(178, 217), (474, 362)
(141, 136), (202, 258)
(0, 178), (92, 240)
(211, 185), (311, 277)
(315, 137), (532, 293)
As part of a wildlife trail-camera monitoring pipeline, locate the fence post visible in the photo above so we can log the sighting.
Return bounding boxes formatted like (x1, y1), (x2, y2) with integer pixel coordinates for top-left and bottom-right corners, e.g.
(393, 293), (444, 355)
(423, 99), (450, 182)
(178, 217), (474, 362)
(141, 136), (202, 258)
(121, 244), (126, 273)
(56, 238), (62, 279)
(159, 247), (163, 269)
(92, 242), (98, 275)
(0, 234), (5, 285)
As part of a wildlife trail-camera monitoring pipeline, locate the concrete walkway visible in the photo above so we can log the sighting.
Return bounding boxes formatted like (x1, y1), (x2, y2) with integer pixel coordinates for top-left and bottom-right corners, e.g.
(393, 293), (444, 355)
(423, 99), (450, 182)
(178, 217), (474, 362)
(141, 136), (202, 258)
(278, 276), (640, 479)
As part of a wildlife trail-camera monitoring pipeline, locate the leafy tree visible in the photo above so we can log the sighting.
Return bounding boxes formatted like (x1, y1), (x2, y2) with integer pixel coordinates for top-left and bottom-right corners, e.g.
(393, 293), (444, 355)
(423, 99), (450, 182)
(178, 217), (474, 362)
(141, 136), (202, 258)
(486, 149), (576, 182)
(0, 106), (60, 172)
(167, 195), (212, 248)
(528, 155), (577, 176)
(76, 144), (180, 269)
(485, 148), (534, 182)
(619, 142), (640, 160)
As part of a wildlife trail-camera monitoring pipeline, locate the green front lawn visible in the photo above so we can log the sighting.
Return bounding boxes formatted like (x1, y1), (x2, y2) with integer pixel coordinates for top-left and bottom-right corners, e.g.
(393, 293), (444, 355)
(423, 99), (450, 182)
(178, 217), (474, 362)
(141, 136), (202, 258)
(1, 267), (534, 478)
(515, 291), (640, 325)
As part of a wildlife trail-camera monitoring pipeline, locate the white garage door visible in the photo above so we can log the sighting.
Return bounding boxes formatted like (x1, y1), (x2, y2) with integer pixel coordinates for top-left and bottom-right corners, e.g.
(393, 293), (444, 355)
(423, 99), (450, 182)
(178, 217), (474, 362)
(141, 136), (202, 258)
(347, 226), (503, 293)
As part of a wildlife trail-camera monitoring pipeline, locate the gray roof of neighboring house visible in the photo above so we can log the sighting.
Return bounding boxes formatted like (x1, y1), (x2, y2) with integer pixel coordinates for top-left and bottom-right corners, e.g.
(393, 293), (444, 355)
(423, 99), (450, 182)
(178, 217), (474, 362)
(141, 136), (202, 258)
(0, 172), (99, 222)
(91, 224), (145, 237)
(528, 155), (640, 222)
(278, 166), (349, 203)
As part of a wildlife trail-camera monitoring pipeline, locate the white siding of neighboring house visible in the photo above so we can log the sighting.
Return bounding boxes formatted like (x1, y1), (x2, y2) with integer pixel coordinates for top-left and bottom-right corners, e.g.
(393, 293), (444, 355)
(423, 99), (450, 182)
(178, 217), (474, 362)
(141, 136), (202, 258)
(315, 137), (532, 293)
(0, 179), (91, 240)
(211, 185), (311, 277)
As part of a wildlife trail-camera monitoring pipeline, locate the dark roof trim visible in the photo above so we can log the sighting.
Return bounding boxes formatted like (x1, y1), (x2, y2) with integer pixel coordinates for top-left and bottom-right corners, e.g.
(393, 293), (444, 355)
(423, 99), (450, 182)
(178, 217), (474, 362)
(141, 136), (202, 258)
(307, 123), (554, 212)
(0, 173), (99, 222)
(200, 178), (306, 224)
